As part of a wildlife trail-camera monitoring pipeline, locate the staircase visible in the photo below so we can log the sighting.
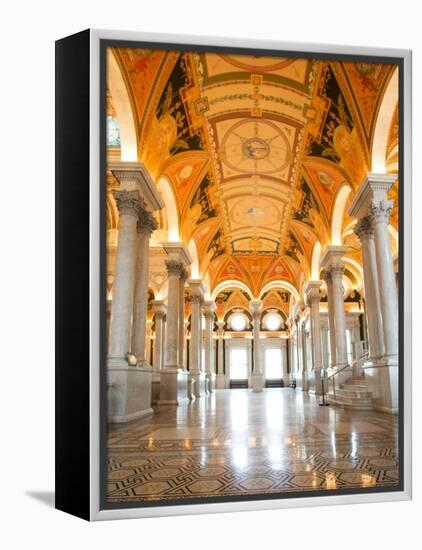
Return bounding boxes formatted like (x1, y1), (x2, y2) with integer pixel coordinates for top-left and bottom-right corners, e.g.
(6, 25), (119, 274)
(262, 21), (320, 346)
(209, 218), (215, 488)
(327, 375), (375, 411)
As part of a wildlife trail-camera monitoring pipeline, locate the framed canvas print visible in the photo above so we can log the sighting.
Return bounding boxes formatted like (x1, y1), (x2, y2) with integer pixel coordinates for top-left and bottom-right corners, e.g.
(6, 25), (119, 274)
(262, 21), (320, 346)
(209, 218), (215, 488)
(55, 29), (412, 521)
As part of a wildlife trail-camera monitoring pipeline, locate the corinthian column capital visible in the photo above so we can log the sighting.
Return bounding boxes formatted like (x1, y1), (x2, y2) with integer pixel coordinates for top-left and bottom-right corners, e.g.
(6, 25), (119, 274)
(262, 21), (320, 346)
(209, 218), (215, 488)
(354, 215), (374, 241)
(369, 199), (394, 225)
(112, 189), (144, 217)
(165, 259), (184, 276)
(138, 207), (158, 235)
(304, 280), (322, 304)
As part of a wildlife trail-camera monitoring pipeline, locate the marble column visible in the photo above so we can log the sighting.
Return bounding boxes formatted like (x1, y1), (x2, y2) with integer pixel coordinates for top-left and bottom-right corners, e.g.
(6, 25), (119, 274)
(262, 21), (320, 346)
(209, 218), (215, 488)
(107, 189), (153, 422)
(281, 339), (289, 388)
(250, 300), (264, 392)
(159, 260), (188, 405)
(354, 216), (385, 360)
(108, 190), (142, 360)
(131, 207), (157, 365)
(320, 246), (348, 368)
(203, 301), (216, 393)
(305, 280), (324, 394)
(163, 260), (182, 370)
(216, 320), (225, 389)
(324, 272), (337, 368)
(151, 300), (166, 371)
(189, 280), (206, 397)
(145, 319), (153, 365)
(370, 200), (398, 359)
(348, 173), (398, 413)
(331, 266), (348, 367)
(178, 269), (188, 370)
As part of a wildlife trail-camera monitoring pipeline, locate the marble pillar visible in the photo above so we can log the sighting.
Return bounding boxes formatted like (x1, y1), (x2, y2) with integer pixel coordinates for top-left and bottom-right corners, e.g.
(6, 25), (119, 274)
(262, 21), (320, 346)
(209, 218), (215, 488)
(354, 217), (385, 360)
(348, 173), (398, 413)
(250, 300), (264, 392)
(131, 207), (157, 365)
(281, 339), (289, 387)
(107, 189), (153, 422)
(305, 280), (324, 394)
(159, 260), (188, 405)
(370, 200), (398, 359)
(216, 320), (225, 389)
(203, 301), (216, 393)
(324, 272), (337, 368)
(152, 300), (166, 371)
(189, 280), (206, 397)
(178, 269), (188, 370)
(320, 246), (348, 368)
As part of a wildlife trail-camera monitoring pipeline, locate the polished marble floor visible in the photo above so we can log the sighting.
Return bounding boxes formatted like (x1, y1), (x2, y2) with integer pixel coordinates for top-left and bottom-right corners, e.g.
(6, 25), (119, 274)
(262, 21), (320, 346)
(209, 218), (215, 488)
(106, 389), (399, 503)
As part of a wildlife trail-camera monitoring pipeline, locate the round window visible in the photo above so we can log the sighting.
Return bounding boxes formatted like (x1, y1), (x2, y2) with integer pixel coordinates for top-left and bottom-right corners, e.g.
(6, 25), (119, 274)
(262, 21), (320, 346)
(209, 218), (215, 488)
(230, 313), (247, 332)
(264, 313), (282, 331)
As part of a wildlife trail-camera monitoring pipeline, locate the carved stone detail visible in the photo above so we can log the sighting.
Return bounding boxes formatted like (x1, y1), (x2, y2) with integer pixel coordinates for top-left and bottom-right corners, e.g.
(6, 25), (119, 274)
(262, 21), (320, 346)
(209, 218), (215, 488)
(354, 216), (374, 240)
(165, 259), (184, 275)
(138, 207), (158, 235)
(112, 189), (144, 217)
(369, 199), (393, 224)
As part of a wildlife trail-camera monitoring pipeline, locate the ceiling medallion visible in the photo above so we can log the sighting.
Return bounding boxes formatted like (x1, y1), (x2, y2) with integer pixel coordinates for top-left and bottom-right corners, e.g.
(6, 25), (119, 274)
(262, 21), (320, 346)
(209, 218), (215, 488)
(242, 138), (270, 160)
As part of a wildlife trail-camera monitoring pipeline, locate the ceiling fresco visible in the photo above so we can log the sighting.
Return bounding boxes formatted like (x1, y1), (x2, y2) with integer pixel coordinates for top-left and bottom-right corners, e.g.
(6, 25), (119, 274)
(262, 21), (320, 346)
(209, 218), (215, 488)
(109, 47), (398, 305)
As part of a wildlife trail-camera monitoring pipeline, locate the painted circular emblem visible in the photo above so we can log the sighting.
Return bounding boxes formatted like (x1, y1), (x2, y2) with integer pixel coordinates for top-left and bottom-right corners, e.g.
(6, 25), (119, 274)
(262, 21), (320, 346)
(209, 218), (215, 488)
(242, 138), (270, 160)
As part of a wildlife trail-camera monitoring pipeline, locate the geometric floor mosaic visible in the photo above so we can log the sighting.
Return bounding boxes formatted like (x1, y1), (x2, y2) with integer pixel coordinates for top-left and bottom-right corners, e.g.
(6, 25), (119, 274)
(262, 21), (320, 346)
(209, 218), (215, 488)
(107, 389), (399, 503)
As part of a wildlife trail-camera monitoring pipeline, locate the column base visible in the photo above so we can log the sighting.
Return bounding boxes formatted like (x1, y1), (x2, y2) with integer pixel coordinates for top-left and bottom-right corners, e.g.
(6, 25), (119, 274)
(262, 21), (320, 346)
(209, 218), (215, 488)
(190, 372), (206, 398)
(151, 372), (161, 404)
(363, 356), (398, 413)
(158, 368), (189, 405)
(251, 373), (264, 393)
(107, 357), (153, 423)
(216, 374), (226, 390)
(205, 373), (216, 394)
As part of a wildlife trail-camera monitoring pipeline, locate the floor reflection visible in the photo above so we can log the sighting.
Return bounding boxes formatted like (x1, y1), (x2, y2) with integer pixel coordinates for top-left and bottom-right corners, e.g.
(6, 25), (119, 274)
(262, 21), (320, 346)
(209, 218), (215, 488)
(107, 388), (399, 502)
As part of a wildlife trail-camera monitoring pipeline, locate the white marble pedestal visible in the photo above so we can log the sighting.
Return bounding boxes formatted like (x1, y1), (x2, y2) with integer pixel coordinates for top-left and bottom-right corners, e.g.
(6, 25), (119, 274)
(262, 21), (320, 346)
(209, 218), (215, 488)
(107, 359), (153, 423)
(205, 373), (216, 394)
(190, 372), (206, 398)
(216, 374), (226, 389)
(363, 357), (398, 414)
(251, 373), (264, 393)
(158, 369), (189, 405)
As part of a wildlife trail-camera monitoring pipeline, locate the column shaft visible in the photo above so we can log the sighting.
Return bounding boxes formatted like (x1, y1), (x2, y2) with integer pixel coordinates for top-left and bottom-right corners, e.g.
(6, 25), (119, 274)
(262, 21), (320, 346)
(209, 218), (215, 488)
(178, 270), (188, 369)
(355, 216), (385, 359)
(164, 261), (182, 369)
(108, 190), (141, 359)
(325, 274), (337, 367)
(370, 200), (398, 357)
(153, 313), (165, 370)
(189, 296), (202, 373)
(132, 209), (157, 362)
(331, 267), (348, 366)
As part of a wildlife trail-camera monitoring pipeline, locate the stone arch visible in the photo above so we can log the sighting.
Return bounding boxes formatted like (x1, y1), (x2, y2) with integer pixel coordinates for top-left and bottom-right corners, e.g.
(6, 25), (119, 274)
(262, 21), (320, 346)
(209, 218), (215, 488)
(211, 280), (254, 302)
(107, 49), (138, 161)
(331, 183), (352, 245)
(310, 241), (322, 280)
(154, 175), (180, 243)
(371, 67), (399, 173)
(259, 280), (300, 303)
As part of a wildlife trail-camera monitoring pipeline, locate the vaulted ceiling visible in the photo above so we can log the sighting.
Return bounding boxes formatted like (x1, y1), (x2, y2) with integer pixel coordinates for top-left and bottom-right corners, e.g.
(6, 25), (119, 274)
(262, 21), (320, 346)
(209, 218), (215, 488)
(108, 47), (398, 300)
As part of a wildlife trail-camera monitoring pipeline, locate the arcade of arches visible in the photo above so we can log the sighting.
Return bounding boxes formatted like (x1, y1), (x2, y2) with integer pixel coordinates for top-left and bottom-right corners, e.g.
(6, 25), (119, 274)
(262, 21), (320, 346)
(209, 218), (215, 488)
(105, 47), (400, 502)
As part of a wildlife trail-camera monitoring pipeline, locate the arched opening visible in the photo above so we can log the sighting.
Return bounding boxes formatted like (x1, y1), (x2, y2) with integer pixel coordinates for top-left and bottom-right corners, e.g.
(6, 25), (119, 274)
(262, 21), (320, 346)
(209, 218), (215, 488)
(107, 49), (138, 161)
(155, 175), (180, 242)
(331, 184), (352, 245)
(371, 67), (399, 173)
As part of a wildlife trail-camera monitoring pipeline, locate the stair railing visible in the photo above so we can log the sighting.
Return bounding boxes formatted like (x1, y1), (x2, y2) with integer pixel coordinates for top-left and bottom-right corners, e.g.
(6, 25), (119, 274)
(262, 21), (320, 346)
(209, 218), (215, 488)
(326, 351), (369, 396)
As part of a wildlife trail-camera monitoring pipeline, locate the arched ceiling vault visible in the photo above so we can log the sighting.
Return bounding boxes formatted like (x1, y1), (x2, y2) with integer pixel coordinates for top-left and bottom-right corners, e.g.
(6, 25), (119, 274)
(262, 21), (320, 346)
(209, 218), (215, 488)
(108, 48), (398, 302)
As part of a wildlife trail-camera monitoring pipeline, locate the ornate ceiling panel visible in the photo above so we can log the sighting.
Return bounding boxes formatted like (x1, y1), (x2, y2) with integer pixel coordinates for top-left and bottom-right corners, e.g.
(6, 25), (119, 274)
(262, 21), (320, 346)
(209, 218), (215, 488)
(111, 47), (398, 300)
